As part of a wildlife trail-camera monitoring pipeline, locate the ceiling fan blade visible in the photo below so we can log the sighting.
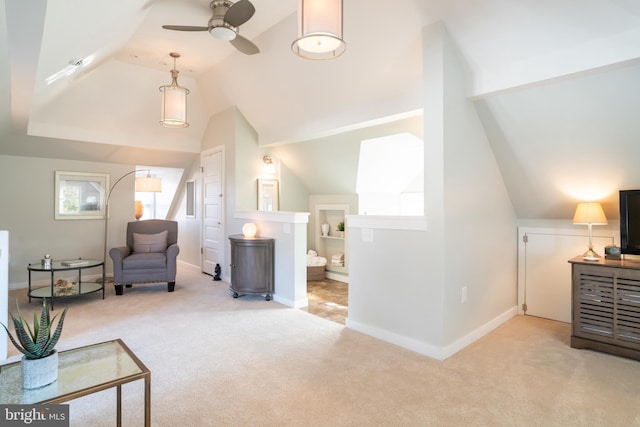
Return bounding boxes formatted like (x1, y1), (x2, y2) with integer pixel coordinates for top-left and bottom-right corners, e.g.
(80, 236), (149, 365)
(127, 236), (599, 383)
(230, 34), (260, 55)
(224, 0), (255, 27)
(162, 25), (209, 31)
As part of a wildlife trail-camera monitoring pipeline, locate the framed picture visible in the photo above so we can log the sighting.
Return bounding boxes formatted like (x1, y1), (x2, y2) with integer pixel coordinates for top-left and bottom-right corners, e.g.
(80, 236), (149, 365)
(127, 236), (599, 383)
(257, 179), (279, 211)
(55, 171), (109, 220)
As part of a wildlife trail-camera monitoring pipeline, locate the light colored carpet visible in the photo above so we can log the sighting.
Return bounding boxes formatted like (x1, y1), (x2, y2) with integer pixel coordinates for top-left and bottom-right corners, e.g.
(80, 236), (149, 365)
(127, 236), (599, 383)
(5, 268), (640, 426)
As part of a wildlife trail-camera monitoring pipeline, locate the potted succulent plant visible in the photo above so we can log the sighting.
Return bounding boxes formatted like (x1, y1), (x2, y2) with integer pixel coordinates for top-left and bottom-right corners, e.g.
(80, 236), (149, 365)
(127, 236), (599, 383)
(336, 220), (345, 237)
(1, 299), (68, 389)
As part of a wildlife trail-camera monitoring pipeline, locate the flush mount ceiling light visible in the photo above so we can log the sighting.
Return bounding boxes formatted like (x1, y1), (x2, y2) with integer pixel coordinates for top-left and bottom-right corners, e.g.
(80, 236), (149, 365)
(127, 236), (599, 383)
(292, 0), (346, 60)
(159, 52), (190, 128)
(209, 1), (240, 40)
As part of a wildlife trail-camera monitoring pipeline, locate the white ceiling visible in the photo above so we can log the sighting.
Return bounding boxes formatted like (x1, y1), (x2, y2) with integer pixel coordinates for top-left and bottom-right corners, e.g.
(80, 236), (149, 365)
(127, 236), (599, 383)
(1, 0), (640, 219)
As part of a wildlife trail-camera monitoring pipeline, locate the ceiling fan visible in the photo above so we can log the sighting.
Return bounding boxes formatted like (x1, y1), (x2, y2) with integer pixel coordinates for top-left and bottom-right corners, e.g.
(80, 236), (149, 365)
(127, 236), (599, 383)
(162, 0), (259, 55)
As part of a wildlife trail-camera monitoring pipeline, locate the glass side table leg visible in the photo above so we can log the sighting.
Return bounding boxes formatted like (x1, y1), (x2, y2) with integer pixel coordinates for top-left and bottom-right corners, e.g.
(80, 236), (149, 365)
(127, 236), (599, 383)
(50, 269), (55, 310)
(102, 263), (105, 299)
(28, 269), (32, 303)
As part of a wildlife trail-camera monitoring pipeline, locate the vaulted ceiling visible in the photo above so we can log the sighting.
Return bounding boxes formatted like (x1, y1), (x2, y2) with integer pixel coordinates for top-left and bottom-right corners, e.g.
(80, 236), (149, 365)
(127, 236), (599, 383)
(1, 0), (639, 219)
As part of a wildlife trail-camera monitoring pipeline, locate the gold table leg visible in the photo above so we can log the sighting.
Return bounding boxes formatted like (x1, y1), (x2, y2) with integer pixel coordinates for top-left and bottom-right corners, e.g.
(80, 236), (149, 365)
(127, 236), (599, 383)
(145, 375), (151, 427)
(117, 384), (122, 427)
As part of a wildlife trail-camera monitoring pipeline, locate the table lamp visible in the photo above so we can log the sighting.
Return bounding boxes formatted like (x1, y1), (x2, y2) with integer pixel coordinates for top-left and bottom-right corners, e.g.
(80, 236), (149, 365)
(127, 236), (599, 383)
(573, 202), (608, 261)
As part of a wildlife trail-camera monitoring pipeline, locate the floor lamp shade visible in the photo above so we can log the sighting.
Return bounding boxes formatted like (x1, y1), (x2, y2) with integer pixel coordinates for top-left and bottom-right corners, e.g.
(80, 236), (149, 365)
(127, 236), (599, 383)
(292, 0), (346, 60)
(135, 176), (162, 193)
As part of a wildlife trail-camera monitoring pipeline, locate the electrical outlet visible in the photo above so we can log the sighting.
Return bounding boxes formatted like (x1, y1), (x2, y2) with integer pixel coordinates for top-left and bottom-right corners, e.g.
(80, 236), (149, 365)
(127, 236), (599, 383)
(461, 286), (467, 304)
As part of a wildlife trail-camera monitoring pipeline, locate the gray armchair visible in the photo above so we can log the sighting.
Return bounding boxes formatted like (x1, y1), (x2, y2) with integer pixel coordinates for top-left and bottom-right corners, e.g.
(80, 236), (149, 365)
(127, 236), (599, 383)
(109, 220), (180, 295)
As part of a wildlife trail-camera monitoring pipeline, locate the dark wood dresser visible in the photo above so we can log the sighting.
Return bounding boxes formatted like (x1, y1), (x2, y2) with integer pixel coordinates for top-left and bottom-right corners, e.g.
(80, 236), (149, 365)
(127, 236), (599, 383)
(569, 256), (640, 360)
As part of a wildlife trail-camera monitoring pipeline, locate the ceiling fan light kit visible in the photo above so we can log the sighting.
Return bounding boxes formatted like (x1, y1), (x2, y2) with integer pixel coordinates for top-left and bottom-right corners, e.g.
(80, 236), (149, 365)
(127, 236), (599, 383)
(292, 0), (346, 60)
(162, 0), (259, 55)
(210, 24), (237, 41)
(159, 52), (190, 128)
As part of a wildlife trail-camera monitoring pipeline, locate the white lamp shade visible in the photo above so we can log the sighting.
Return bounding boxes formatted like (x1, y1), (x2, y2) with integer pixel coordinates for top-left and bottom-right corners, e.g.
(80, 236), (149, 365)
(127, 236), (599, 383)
(135, 176), (162, 193)
(573, 202), (608, 225)
(242, 223), (258, 238)
(292, 0), (346, 60)
(160, 85), (189, 128)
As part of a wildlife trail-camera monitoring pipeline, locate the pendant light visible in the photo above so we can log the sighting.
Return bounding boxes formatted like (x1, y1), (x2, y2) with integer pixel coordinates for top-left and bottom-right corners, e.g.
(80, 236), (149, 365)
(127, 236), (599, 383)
(159, 52), (189, 128)
(291, 0), (346, 60)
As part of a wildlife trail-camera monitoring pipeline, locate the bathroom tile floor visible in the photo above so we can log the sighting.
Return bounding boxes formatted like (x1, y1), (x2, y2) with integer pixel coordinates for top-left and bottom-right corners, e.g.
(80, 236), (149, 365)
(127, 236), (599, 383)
(303, 279), (348, 325)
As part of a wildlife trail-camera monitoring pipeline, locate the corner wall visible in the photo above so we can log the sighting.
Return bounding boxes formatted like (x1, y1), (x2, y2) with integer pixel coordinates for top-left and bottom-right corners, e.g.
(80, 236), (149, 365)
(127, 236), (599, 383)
(437, 24), (518, 346)
(347, 22), (517, 360)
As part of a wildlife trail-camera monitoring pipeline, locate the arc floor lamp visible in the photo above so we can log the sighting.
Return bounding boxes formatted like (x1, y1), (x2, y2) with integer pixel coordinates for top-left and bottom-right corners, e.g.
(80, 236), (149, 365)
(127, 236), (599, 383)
(101, 170), (162, 280)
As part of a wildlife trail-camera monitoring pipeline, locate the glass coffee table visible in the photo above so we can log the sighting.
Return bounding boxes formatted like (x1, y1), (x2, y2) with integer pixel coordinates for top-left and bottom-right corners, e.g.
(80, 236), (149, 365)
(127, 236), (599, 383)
(28, 259), (105, 310)
(0, 339), (150, 427)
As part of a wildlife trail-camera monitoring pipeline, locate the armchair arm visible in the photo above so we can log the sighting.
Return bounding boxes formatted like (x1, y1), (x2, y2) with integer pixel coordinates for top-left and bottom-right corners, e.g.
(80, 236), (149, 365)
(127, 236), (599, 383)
(109, 246), (131, 283)
(166, 243), (180, 281)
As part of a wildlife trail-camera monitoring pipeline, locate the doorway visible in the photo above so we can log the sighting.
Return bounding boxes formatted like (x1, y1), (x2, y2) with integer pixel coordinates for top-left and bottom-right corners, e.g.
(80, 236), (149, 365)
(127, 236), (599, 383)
(304, 278), (348, 325)
(201, 148), (224, 277)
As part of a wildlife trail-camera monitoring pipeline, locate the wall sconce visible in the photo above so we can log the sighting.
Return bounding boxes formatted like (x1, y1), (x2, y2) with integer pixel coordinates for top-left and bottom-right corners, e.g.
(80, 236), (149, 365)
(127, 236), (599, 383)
(263, 155), (275, 175)
(291, 0), (346, 60)
(573, 202), (608, 260)
(242, 223), (258, 238)
(159, 52), (189, 128)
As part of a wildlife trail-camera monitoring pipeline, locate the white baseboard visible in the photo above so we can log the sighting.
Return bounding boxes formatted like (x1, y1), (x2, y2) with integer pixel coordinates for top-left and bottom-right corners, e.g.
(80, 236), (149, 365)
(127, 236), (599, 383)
(346, 305), (518, 361)
(325, 271), (348, 283)
(274, 295), (308, 308)
(177, 260), (201, 273)
(441, 306), (517, 359)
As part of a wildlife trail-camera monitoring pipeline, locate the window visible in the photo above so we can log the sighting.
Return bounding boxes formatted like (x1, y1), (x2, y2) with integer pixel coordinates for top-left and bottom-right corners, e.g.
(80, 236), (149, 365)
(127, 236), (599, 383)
(356, 133), (424, 215)
(134, 166), (184, 220)
(54, 171), (108, 220)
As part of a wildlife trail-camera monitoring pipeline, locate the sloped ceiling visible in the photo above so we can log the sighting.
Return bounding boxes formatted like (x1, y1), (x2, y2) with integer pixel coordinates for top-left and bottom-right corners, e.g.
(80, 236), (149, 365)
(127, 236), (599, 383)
(1, 0), (639, 219)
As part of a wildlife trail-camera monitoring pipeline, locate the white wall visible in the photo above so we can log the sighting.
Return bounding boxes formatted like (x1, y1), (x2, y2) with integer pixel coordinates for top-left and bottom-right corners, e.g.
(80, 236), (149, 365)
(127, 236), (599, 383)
(201, 107), (241, 280)
(347, 217), (440, 354)
(439, 24), (518, 344)
(346, 23), (518, 360)
(233, 111), (260, 212)
(172, 159), (203, 270)
(0, 156), (136, 287)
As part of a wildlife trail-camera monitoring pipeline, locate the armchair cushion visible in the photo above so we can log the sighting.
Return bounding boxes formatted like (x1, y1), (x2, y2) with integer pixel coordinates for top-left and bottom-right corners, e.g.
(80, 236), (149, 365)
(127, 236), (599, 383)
(133, 230), (168, 253)
(123, 252), (167, 269)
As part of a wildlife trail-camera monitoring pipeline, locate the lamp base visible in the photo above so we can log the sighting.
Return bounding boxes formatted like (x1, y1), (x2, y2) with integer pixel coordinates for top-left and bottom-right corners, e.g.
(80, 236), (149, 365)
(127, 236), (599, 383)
(582, 246), (601, 261)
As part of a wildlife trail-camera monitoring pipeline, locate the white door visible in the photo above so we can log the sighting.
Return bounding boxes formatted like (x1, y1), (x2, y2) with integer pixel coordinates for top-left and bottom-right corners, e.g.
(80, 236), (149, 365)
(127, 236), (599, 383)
(518, 227), (615, 323)
(201, 149), (224, 276)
